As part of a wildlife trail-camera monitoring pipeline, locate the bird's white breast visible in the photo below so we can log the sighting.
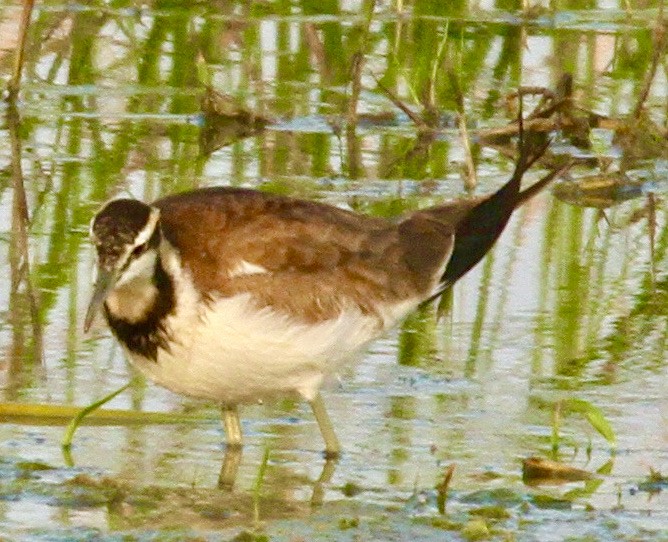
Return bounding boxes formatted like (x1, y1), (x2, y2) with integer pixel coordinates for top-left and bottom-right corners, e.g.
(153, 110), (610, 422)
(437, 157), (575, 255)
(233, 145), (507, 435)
(127, 291), (381, 403)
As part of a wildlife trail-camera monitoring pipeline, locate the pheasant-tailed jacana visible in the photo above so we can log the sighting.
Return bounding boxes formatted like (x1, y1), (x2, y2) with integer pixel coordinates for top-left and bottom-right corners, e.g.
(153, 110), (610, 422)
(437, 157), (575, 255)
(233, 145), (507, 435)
(85, 140), (564, 457)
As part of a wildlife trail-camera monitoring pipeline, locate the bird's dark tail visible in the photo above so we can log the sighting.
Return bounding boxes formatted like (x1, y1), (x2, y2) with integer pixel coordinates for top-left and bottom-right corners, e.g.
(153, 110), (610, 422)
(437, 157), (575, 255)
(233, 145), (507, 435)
(439, 134), (555, 287)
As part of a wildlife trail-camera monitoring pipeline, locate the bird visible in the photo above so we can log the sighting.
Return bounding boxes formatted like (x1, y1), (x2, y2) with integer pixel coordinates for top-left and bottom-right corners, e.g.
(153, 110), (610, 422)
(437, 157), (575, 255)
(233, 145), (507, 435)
(84, 139), (564, 460)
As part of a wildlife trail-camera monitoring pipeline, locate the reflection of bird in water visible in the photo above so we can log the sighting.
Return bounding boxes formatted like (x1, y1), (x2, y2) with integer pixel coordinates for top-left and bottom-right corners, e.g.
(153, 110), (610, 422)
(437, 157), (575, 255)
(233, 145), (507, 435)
(85, 139), (563, 487)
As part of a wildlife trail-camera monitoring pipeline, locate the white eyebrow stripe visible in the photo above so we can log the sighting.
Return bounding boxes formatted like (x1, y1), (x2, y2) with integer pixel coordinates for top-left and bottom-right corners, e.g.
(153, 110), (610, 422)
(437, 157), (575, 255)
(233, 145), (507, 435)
(228, 260), (270, 278)
(134, 207), (160, 246)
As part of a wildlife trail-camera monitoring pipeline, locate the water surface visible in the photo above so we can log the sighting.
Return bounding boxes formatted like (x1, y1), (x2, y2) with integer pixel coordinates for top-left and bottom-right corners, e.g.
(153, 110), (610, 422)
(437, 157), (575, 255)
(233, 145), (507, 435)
(0, 0), (666, 539)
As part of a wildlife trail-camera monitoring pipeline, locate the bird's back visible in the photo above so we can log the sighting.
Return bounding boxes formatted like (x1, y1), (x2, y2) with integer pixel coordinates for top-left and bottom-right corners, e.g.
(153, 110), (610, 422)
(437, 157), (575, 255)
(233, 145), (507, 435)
(153, 187), (453, 327)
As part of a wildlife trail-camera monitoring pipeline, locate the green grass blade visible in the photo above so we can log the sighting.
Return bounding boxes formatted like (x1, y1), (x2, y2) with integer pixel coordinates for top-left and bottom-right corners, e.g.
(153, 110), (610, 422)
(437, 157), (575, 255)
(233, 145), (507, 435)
(0, 401), (212, 426)
(62, 384), (131, 450)
(253, 447), (271, 525)
(564, 398), (616, 447)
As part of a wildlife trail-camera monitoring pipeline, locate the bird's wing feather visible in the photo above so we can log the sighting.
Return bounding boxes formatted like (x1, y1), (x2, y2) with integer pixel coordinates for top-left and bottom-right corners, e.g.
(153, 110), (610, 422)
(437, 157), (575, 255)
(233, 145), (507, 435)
(155, 187), (451, 323)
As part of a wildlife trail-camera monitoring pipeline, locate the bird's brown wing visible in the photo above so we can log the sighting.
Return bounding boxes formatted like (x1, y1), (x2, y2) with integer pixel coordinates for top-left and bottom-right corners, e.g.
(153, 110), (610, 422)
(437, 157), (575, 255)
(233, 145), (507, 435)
(155, 187), (454, 323)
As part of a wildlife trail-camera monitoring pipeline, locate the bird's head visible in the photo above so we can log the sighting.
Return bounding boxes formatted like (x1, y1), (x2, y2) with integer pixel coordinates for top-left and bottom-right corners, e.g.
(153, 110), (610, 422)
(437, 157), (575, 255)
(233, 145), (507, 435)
(85, 199), (161, 331)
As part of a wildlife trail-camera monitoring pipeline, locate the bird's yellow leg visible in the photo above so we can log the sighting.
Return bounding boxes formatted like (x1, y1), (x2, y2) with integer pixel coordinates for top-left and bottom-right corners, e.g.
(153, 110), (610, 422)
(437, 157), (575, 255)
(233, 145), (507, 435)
(221, 404), (242, 447)
(309, 393), (341, 458)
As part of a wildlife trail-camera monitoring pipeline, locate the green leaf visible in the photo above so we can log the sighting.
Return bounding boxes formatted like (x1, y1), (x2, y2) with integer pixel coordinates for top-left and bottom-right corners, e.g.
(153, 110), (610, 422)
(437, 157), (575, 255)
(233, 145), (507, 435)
(0, 400), (209, 426)
(61, 383), (132, 450)
(563, 398), (616, 447)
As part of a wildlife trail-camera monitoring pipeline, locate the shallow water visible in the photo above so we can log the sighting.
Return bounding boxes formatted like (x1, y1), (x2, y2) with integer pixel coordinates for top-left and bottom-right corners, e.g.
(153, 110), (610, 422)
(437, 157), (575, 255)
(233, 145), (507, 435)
(0, 0), (667, 540)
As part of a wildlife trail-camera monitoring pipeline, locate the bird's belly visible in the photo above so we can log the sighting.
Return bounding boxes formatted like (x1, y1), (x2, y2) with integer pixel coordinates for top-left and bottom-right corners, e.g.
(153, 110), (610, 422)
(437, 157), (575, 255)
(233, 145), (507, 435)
(126, 294), (381, 404)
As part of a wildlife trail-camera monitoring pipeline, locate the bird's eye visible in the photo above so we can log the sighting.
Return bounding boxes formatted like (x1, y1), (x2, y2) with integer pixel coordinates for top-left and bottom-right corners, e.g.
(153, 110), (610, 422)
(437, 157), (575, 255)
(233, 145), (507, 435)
(131, 243), (148, 258)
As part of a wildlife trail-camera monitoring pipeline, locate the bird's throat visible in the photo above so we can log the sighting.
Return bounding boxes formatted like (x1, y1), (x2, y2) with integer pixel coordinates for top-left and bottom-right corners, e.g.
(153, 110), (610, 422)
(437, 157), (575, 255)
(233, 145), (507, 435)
(103, 259), (176, 361)
(105, 278), (159, 324)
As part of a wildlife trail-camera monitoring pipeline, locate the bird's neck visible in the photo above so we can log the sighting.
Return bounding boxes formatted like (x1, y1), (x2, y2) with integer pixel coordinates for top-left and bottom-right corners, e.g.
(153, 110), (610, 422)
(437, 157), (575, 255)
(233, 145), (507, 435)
(104, 253), (176, 361)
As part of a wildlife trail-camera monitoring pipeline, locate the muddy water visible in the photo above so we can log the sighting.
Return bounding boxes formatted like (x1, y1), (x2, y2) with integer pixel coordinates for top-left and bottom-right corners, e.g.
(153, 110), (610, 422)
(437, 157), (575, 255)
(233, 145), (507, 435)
(0, 0), (666, 540)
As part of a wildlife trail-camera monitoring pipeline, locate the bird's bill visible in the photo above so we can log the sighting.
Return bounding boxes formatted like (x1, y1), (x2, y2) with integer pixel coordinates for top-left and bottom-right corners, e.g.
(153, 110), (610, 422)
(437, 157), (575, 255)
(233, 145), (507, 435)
(84, 268), (115, 332)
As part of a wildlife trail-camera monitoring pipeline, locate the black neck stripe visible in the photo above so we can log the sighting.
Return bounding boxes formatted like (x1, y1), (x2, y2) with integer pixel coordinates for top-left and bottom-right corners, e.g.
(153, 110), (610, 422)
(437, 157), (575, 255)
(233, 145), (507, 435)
(104, 256), (175, 362)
